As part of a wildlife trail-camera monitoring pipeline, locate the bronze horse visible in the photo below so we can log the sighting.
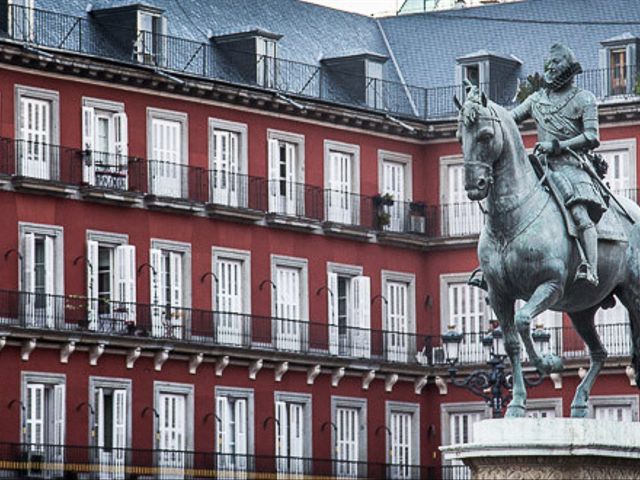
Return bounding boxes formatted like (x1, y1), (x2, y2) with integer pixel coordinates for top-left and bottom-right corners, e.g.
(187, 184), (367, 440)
(456, 91), (640, 417)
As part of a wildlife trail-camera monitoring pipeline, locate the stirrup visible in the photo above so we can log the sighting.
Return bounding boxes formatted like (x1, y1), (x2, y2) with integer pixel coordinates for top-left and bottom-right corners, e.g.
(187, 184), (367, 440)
(575, 262), (599, 287)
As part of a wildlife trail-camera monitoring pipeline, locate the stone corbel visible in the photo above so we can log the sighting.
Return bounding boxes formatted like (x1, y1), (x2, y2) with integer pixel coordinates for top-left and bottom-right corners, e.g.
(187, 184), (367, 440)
(188, 353), (203, 375)
(215, 355), (230, 377)
(414, 375), (429, 395)
(0, 335), (7, 352)
(306, 365), (321, 385)
(89, 343), (106, 366)
(126, 347), (141, 369)
(434, 376), (448, 395)
(626, 366), (637, 386)
(249, 359), (263, 380)
(21, 338), (37, 361)
(385, 373), (399, 393)
(60, 340), (77, 364)
(550, 372), (562, 390)
(362, 370), (376, 390)
(275, 361), (289, 382)
(578, 367), (587, 379)
(331, 367), (345, 387)
(154, 348), (171, 372)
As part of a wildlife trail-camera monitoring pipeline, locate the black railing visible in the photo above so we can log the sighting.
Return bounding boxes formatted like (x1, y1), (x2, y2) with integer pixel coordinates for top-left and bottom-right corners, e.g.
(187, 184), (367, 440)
(147, 158), (207, 202)
(324, 190), (376, 229)
(206, 169), (268, 211)
(266, 179), (324, 221)
(0, 442), (450, 479)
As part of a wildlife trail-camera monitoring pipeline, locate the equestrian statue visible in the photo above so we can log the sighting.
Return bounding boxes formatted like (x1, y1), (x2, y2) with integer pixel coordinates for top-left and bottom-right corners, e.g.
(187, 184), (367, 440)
(456, 43), (640, 418)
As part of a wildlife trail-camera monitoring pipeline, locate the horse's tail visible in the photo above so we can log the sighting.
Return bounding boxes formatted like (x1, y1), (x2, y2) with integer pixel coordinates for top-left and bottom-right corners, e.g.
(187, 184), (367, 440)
(625, 224), (640, 387)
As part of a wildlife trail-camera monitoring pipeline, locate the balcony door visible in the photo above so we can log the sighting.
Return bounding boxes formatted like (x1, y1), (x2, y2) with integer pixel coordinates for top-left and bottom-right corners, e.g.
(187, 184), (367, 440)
(150, 118), (183, 198)
(211, 130), (243, 207)
(276, 401), (305, 476)
(382, 160), (406, 231)
(385, 281), (410, 362)
(274, 266), (303, 351)
(328, 273), (370, 358)
(448, 281), (487, 363)
(216, 395), (248, 476)
(268, 139), (299, 216)
(335, 407), (359, 478)
(150, 249), (184, 339)
(443, 163), (483, 236)
(19, 97), (51, 179)
(389, 412), (413, 479)
(158, 393), (186, 479)
(327, 151), (355, 224)
(215, 258), (245, 345)
(95, 388), (127, 480)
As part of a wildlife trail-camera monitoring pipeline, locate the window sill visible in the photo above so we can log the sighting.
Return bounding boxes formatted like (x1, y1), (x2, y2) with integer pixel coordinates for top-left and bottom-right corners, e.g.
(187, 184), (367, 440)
(12, 176), (74, 196)
(322, 222), (374, 242)
(80, 186), (144, 206)
(206, 203), (264, 223)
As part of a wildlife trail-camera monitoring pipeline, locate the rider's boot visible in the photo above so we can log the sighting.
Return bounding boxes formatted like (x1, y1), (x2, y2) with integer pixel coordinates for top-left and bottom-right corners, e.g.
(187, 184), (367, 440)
(575, 223), (598, 287)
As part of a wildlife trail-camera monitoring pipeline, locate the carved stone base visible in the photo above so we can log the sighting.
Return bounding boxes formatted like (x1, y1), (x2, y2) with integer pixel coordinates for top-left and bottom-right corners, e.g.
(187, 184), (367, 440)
(441, 419), (640, 480)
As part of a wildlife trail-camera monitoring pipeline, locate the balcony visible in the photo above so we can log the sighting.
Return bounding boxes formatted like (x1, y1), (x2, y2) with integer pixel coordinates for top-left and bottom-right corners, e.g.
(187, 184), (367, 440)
(2, 6), (638, 122)
(0, 290), (432, 368)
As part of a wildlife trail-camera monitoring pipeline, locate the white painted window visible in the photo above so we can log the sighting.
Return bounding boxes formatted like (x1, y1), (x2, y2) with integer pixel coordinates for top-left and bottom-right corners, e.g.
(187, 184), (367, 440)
(389, 412), (413, 479)
(8, 0), (35, 41)
(215, 257), (245, 345)
(23, 374), (65, 470)
(137, 11), (166, 66)
(256, 38), (277, 88)
(211, 130), (241, 206)
(95, 387), (127, 478)
(148, 109), (188, 199)
(21, 229), (59, 328)
(385, 280), (410, 362)
(217, 396), (248, 473)
(325, 143), (362, 225)
(276, 401), (305, 475)
(590, 396), (638, 422)
(274, 265), (303, 351)
(158, 393), (186, 478)
(19, 96), (51, 179)
(268, 131), (305, 216)
(328, 271), (371, 358)
(365, 60), (384, 109)
(597, 140), (637, 202)
(440, 161), (484, 236)
(446, 279), (488, 363)
(150, 249), (186, 339)
(595, 404), (633, 422)
(87, 235), (136, 332)
(82, 99), (128, 189)
(442, 405), (488, 480)
(335, 407), (359, 477)
(381, 160), (406, 231)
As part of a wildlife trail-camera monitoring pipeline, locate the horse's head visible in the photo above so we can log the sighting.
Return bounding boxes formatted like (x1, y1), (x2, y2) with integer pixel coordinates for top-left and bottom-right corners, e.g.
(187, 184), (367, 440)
(455, 87), (504, 201)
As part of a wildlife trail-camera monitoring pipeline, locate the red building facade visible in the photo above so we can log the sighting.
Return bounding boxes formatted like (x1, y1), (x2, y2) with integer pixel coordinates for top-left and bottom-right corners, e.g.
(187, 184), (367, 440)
(0, 1), (639, 479)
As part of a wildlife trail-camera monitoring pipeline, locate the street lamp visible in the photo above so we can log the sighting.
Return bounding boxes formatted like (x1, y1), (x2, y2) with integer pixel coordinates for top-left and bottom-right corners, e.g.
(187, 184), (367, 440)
(442, 322), (549, 418)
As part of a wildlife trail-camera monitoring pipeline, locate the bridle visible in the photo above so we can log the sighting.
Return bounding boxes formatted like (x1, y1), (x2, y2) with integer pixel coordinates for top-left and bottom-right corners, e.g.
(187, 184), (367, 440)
(463, 105), (503, 190)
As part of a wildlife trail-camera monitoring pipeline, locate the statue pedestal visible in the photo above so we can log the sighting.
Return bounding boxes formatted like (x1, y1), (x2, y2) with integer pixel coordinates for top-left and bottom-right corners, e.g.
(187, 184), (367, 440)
(441, 418), (640, 479)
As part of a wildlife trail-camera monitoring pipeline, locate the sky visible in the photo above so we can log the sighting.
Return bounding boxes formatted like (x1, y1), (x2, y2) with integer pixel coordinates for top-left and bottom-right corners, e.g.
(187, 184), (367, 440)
(301, 0), (401, 16)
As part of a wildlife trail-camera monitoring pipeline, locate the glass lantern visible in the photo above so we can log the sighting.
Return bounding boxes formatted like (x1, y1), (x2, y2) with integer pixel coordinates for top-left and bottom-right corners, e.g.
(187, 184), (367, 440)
(442, 324), (463, 365)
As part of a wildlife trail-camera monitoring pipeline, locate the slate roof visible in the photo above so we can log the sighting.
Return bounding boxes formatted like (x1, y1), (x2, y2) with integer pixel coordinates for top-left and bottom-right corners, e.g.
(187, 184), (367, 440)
(26, 0), (640, 90)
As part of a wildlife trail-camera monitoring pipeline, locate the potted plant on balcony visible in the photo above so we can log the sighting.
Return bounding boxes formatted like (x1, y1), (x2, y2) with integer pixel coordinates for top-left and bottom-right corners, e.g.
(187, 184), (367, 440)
(373, 193), (394, 229)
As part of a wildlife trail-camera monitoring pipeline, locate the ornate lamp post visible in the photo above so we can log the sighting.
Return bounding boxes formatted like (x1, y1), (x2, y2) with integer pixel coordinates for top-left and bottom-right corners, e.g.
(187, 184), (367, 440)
(442, 322), (549, 418)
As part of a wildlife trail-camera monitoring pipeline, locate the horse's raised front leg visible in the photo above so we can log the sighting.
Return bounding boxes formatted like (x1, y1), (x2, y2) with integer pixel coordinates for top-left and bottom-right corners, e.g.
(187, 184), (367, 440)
(489, 293), (525, 417)
(515, 280), (564, 375)
(568, 306), (606, 417)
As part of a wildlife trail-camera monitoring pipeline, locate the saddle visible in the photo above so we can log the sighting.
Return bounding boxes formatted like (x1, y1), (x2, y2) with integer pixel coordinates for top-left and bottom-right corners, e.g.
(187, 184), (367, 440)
(529, 154), (628, 243)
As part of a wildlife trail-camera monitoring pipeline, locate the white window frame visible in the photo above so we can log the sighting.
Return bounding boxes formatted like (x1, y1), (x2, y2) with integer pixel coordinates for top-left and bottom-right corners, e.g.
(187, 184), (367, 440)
(331, 396), (367, 476)
(215, 386), (255, 459)
(8, 0), (36, 42)
(386, 401), (420, 475)
(271, 255), (309, 321)
(208, 118), (249, 207)
(274, 391), (313, 461)
(212, 247), (251, 313)
(440, 273), (489, 330)
(440, 401), (490, 475)
(19, 222), (64, 295)
(597, 138), (637, 196)
(589, 395), (639, 421)
(378, 150), (413, 201)
(146, 107), (189, 197)
(439, 155), (485, 236)
(267, 129), (305, 214)
(21, 371), (66, 449)
(324, 140), (360, 224)
(256, 37), (278, 88)
(153, 381), (194, 451)
(382, 270), (416, 362)
(526, 398), (563, 418)
(150, 239), (191, 308)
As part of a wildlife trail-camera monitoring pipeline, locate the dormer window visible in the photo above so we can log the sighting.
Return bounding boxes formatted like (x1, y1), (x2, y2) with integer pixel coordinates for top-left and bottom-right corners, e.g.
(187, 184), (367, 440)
(137, 9), (167, 67)
(256, 38), (277, 88)
(6, 0), (35, 42)
(464, 64), (480, 86)
(600, 33), (638, 97)
(610, 48), (627, 95)
(456, 50), (521, 105)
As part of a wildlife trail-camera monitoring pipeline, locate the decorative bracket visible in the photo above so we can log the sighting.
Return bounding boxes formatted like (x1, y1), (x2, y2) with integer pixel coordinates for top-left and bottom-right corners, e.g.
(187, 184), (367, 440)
(434, 376), (448, 395)
(154, 348), (171, 371)
(126, 347), (142, 369)
(307, 365), (321, 385)
(385, 373), (399, 393)
(362, 370), (376, 390)
(89, 343), (106, 366)
(189, 353), (204, 375)
(215, 356), (230, 377)
(626, 366), (637, 386)
(21, 338), (37, 361)
(249, 359), (263, 380)
(414, 375), (429, 395)
(60, 340), (77, 364)
(550, 372), (562, 390)
(331, 367), (345, 387)
(275, 361), (289, 382)
(0, 335), (7, 352)
(578, 367), (587, 379)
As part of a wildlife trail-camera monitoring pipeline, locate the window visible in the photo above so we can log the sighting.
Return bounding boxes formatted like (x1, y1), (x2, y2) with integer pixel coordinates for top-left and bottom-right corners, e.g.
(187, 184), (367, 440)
(216, 387), (254, 474)
(213, 248), (251, 346)
(324, 141), (360, 225)
(365, 59), (384, 109)
(15, 86), (60, 180)
(87, 231), (136, 332)
(386, 402), (420, 480)
(590, 396), (639, 422)
(440, 274), (489, 364)
(464, 64), (480, 86)
(19, 223), (64, 328)
(147, 108), (188, 199)
(256, 38), (277, 88)
(90, 378), (131, 480)
(150, 240), (191, 339)
(82, 98), (128, 190)
(382, 271), (416, 363)
(441, 403), (489, 480)
(154, 382), (194, 480)
(137, 10), (166, 66)
(267, 130), (305, 217)
(610, 48), (627, 95)
(22, 372), (65, 471)
(209, 119), (249, 208)
(526, 399), (562, 419)
(332, 397), (367, 478)
(8, 0), (35, 42)
(379, 151), (413, 233)
(272, 255), (308, 351)
(327, 264), (370, 358)
(597, 140), (637, 200)
(274, 392), (312, 475)
(440, 157), (484, 236)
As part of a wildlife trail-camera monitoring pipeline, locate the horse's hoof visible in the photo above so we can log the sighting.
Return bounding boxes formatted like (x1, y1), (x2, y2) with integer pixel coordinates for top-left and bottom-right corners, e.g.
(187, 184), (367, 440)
(505, 405), (526, 418)
(570, 405), (589, 418)
(536, 354), (564, 375)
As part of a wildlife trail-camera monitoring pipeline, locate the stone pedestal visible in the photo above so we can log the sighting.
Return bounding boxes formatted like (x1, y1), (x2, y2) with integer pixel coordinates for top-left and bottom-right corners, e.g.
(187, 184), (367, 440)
(441, 418), (640, 479)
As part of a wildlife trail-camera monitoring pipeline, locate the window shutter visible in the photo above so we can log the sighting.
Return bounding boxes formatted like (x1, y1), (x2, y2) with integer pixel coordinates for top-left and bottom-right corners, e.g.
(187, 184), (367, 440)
(268, 138), (280, 211)
(149, 249), (164, 306)
(285, 143), (297, 215)
(87, 240), (99, 330)
(217, 396), (229, 454)
(627, 44), (637, 94)
(275, 400), (288, 458)
(44, 236), (55, 327)
(115, 245), (136, 322)
(234, 398), (248, 467)
(169, 252), (182, 308)
(352, 275), (371, 358)
(26, 383), (44, 445)
(256, 38), (265, 85)
(96, 387), (105, 448)
(328, 272), (339, 355)
(113, 389), (127, 456)
(289, 403), (303, 458)
(22, 232), (35, 324)
(82, 106), (96, 184)
(114, 112), (129, 157)
(53, 384), (66, 451)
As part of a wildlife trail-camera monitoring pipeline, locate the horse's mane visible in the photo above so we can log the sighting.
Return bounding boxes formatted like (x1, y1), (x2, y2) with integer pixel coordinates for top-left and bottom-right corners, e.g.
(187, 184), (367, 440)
(459, 86), (483, 127)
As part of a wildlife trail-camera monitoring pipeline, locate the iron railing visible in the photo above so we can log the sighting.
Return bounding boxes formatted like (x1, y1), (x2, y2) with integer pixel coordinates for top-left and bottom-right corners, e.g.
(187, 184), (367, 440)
(207, 169), (268, 211)
(266, 179), (324, 221)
